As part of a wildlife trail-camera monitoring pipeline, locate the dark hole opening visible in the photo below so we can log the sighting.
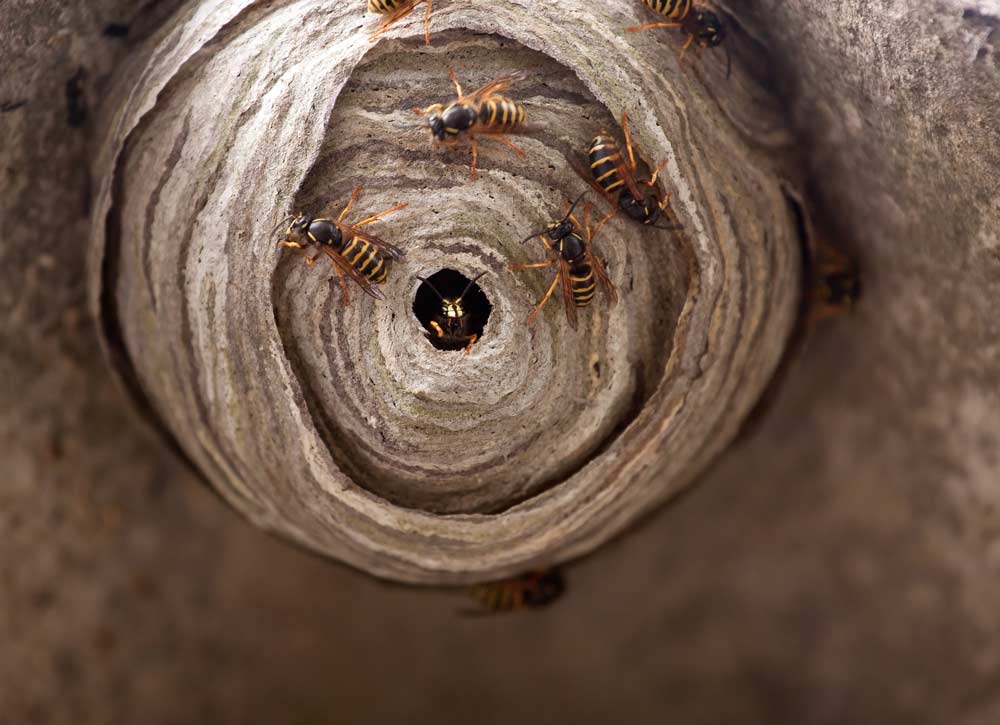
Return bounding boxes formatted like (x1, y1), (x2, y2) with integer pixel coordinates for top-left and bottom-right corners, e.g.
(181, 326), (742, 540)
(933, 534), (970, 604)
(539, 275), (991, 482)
(413, 269), (492, 352)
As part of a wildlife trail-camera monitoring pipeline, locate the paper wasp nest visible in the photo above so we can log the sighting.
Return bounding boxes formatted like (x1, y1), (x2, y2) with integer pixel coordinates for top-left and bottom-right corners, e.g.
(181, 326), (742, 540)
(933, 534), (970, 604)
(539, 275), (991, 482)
(88, 0), (799, 584)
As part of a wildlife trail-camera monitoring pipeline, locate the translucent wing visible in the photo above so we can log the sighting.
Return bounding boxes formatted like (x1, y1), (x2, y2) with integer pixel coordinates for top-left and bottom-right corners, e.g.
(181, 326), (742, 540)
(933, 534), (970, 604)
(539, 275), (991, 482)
(616, 153), (647, 203)
(466, 70), (529, 103)
(558, 258), (579, 330)
(319, 246), (387, 301)
(589, 251), (619, 307)
(570, 156), (617, 208)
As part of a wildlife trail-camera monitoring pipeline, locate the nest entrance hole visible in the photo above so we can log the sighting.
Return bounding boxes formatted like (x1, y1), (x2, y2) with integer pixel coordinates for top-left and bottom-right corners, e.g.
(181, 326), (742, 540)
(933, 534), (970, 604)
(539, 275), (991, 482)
(414, 268), (492, 352)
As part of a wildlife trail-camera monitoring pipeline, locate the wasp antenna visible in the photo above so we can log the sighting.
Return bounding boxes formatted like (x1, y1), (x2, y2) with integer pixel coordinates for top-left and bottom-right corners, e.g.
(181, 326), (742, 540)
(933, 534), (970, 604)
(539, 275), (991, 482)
(520, 229), (549, 245)
(652, 221), (684, 231)
(417, 275), (446, 302)
(457, 271), (488, 301)
(269, 213), (296, 238)
(724, 43), (732, 80)
(561, 191), (589, 223)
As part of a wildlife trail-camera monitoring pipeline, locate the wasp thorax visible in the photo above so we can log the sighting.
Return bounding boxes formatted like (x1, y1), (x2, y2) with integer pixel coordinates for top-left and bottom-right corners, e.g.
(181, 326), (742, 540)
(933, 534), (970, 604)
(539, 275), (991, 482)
(440, 104), (478, 136)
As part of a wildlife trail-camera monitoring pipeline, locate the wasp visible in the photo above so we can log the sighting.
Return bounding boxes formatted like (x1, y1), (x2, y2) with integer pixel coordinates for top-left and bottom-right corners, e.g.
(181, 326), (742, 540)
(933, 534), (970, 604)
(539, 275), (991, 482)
(416, 271), (488, 354)
(414, 68), (529, 180)
(627, 1), (731, 78)
(510, 194), (618, 331)
(276, 186), (408, 304)
(368, 0), (435, 46)
(807, 237), (860, 324)
(465, 569), (565, 614)
(574, 112), (681, 230)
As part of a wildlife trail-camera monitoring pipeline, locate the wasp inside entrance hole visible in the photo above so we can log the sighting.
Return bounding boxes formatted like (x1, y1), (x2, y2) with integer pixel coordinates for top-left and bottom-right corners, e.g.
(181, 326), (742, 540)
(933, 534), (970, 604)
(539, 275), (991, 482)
(414, 269), (492, 354)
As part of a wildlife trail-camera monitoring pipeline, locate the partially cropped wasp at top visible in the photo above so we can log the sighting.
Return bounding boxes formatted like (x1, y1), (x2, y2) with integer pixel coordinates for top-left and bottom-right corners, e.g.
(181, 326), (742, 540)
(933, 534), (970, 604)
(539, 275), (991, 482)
(465, 569), (565, 614)
(627, 0), (731, 79)
(276, 186), (407, 304)
(368, 0), (435, 46)
(574, 112), (682, 230)
(414, 68), (530, 180)
(417, 271), (488, 354)
(510, 194), (618, 331)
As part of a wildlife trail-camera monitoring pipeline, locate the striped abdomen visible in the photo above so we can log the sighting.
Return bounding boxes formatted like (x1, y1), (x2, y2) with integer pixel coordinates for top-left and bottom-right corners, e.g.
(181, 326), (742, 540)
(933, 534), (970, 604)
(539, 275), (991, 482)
(477, 96), (526, 133)
(569, 261), (597, 307)
(368, 0), (406, 13)
(337, 235), (389, 284)
(469, 582), (528, 611)
(588, 133), (627, 196)
(641, 0), (692, 20)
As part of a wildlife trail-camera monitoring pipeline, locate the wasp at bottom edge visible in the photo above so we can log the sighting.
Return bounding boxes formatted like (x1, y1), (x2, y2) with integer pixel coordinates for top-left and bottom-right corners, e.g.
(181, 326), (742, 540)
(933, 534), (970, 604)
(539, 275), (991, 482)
(464, 569), (566, 614)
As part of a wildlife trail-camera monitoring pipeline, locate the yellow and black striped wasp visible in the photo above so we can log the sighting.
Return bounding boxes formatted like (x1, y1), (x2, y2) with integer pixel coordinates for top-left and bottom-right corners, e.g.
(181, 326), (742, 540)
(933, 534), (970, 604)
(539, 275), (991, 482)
(465, 569), (565, 614)
(416, 271), (488, 354)
(574, 112), (682, 230)
(276, 186), (407, 304)
(627, 0), (731, 78)
(510, 194), (618, 331)
(368, 0), (435, 46)
(413, 68), (530, 179)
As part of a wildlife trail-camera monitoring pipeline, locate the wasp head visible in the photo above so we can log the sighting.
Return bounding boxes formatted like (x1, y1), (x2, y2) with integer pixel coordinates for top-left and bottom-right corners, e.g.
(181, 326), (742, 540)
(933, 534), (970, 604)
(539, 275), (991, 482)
(691, 9), (725, 48)
(276, 214), (312, 249)
(428, 113), (448, 141)
(546, 218), (576, 241)
(620, 193), (662, 225)
(414, 103), (449, 141)
(442, 298), (466, 321)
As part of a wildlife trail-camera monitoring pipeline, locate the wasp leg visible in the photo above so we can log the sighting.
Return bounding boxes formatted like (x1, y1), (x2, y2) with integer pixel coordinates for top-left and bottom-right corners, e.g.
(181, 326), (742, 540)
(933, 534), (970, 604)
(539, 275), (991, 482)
(482, 133), (526, 158)
(329, 259), (351, 305)
(430, 320), (445, 338)
(448, 66), (464, 99)
(626, 21), (682, 33)
(413, 102), (444, 117)
(354, 202), (409, 228)
(678, 34), (696, 68)
(620, 111), (638, 172)
(645, 159), (668, 188)
(592, 208), (618, 238)
(280, 242), (320, 266)
(509, 261), (557, 271)
(370, 0), (419, 42)
(338, 186), (362, 222)
(463, 334), (478, 355)
(470, 133), (526, 178)
(526, 274), (561, 325)
(423, 0), (433, 45)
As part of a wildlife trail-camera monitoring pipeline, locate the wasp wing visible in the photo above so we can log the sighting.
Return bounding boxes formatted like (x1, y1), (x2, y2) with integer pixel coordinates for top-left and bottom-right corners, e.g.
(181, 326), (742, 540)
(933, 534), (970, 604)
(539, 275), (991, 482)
(616, 152), (648, 204)
(319, 246), (387, 301)
(589, 251), (619, 307)
(558, 258), (579, 331)
(466, 70), (529, 103)
(570, 157), (619, 211)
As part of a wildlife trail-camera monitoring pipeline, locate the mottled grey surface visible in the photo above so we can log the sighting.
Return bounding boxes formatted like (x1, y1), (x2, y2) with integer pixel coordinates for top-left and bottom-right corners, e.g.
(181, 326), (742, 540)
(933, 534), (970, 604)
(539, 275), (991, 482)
(2, 0), (999, 724)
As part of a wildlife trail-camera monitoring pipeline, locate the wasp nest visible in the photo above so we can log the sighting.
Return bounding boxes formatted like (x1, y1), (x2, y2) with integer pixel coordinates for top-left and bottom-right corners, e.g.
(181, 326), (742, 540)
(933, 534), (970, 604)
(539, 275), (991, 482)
(89, 0), (800, 584)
